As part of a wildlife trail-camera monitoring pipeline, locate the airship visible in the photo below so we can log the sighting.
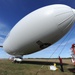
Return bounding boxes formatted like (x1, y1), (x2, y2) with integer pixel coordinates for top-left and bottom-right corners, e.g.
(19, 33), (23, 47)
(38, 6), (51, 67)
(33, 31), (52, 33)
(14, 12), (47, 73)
(0, 4), (75, 62)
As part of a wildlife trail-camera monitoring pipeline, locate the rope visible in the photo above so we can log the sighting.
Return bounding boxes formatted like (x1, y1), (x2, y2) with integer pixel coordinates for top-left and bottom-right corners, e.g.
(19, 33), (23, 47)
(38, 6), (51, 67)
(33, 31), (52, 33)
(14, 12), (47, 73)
(49, 25), (74, 58)
(35, 65), (44, 75)
(35, 23), (75, 75)
(58, 24), (75, 57)
(35, 31), (70, 75)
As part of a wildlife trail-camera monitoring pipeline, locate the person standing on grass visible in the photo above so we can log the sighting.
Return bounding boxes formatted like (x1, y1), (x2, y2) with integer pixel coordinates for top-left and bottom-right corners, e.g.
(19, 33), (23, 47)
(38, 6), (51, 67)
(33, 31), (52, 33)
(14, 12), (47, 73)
(59, 56), (64, 72)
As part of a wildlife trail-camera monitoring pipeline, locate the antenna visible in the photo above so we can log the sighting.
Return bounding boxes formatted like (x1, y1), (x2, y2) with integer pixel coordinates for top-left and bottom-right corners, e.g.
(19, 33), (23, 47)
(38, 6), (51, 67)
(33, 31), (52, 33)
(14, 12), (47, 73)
(0, 46), (3, 48)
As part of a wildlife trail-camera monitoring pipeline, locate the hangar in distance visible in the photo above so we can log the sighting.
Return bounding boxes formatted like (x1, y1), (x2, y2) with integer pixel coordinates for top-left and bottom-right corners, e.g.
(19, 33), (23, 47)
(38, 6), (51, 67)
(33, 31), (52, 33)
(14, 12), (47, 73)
(0, 4), (75, 62)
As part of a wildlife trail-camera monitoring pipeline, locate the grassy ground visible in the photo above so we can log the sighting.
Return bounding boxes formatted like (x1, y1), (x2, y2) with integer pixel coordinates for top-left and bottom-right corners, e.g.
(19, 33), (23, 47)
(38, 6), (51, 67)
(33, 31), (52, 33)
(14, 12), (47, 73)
(0, 59), (75, 75)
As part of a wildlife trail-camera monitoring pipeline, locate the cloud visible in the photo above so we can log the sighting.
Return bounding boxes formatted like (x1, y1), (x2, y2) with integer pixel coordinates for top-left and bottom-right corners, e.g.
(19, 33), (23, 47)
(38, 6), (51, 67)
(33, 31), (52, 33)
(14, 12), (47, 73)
(68, 38), (75, 43)
(0, 49), (11, 58)
(0, 22), (10, 45)
(58, 38), (75, 46)
(0, 22), (10, 36)
(0, 37), (5, 45)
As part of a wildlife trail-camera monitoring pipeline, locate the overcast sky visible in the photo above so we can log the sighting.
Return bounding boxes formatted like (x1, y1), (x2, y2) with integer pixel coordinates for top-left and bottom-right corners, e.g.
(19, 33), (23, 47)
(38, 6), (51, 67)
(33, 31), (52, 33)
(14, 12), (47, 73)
(0, 0), (75, 58)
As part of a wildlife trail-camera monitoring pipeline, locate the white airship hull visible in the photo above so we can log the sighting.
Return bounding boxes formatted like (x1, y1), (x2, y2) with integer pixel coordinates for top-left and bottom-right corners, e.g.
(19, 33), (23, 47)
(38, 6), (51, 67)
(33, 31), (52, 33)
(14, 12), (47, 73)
(3, 4), (75, 56)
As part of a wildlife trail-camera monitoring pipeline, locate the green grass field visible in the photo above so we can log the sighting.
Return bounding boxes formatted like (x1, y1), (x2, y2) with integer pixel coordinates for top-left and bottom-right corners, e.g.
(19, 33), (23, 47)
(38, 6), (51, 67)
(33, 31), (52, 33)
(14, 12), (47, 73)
(0, 59), (75, 75)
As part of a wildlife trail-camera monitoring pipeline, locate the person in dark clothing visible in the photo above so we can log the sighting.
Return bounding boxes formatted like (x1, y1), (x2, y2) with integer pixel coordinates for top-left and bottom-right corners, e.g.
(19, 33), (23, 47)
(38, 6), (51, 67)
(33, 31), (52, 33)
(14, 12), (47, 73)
(59, 56), (64, 72)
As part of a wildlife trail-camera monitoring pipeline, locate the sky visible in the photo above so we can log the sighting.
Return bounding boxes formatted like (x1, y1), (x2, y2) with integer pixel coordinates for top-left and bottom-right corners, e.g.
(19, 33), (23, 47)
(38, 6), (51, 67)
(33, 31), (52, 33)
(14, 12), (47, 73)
(0, 0), (75, 58)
